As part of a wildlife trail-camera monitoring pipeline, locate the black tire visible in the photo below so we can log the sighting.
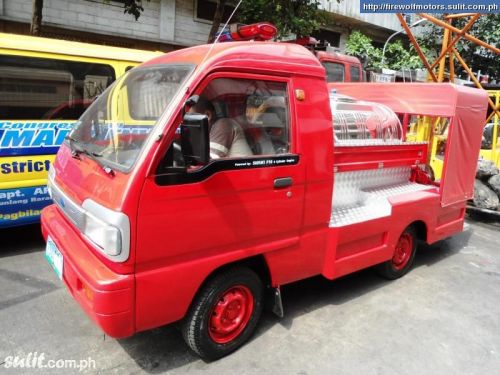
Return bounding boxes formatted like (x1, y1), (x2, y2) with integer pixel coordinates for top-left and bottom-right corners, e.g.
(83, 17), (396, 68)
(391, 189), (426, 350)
(376, 227), (417, 280)
(181, 267), (264, 361)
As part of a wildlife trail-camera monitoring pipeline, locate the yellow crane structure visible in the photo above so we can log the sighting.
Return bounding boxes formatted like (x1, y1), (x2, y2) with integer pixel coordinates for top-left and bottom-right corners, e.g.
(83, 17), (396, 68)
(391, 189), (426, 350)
(397, 13), (500, 213)
(399, 13), (500, 179)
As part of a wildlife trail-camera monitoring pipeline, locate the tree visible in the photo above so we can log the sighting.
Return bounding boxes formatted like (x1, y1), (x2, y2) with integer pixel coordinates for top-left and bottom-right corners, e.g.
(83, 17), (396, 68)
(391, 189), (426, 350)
(208, 0), (227, 43)
(122, 0), (229, 43)
(344, 31), (382, 69)
(30, 0), (44, 36)
(345, 30), (433, 71)
(121, 0), (146, 20)
(346, 15), (499, 81)
(238, 0), (330, 39)
(420, 14), (500, 80)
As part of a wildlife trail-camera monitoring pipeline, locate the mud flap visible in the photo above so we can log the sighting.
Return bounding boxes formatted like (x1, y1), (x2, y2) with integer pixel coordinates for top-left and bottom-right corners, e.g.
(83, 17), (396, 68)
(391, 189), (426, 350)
(270, 286), (284, 318)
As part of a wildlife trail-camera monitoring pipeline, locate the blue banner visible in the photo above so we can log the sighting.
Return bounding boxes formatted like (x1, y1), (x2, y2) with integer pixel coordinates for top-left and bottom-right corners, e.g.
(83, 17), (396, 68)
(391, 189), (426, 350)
(0, 121), (75, 157)
(0, 185), (52, 228)
(361, 0), (500, 13)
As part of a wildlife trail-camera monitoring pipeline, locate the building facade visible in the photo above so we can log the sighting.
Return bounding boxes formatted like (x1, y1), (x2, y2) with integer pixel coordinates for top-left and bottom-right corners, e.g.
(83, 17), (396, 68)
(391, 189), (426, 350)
(318, 0), (406, 50)
(0, 0), (405, 52)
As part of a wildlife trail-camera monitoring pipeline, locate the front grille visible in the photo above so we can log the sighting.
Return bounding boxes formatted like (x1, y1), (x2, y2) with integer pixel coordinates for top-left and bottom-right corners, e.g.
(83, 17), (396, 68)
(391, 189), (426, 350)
(50, 179), (86, 231)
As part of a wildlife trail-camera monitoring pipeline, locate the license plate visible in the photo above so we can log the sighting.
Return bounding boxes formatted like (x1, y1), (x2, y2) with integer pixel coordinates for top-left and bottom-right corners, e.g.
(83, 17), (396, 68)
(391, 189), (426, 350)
(45, 236), (64, 280)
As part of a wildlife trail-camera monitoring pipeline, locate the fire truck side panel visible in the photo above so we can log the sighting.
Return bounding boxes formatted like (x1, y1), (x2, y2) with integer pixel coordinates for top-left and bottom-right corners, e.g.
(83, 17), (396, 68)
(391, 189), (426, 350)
(262, 74), (335, 286)
(324, 189), (463, 280)
(133, 70), (334, 331)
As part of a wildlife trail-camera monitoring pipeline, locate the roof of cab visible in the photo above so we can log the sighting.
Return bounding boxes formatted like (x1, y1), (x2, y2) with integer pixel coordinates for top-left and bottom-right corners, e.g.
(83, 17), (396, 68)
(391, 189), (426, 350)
(0, 33), (163, 63)
(316, 51), (362, 65)
(141, 41), (326, 78)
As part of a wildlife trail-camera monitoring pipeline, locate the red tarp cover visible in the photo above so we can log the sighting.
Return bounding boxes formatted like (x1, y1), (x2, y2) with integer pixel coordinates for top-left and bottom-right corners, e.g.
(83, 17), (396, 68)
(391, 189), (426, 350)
(329, 83), (489, 207)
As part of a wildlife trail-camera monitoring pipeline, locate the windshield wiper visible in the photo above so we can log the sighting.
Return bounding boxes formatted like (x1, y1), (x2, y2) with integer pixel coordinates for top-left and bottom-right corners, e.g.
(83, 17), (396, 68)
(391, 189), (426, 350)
(66, 135), (85, 158)
(65, 136), (114, 175)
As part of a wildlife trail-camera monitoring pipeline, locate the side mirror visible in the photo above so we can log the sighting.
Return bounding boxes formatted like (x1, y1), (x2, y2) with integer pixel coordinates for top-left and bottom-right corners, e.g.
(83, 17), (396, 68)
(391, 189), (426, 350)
(181, 113), (210, 166)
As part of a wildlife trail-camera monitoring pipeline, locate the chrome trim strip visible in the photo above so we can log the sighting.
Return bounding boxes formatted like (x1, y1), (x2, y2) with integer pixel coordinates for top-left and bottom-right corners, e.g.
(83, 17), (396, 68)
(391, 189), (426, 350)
(49, 176), (86, 231)
(48, 173), (130, 263)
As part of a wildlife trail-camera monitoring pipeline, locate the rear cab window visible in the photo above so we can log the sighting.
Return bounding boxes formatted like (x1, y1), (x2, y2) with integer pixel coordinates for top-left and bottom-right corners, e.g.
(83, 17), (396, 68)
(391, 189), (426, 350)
(323, 62), (345, 82)
(349, 66), (362, 82)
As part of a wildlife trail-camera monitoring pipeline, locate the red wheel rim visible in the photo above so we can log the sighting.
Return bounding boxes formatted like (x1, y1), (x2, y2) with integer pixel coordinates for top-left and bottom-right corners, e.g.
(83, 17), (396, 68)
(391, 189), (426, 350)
(392, 233), (414, 271)
(208, 285), (254, 344)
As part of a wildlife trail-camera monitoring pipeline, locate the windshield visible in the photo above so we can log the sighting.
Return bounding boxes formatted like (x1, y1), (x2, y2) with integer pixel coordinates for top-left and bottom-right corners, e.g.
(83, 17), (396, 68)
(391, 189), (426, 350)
(69, 64), (193, 171)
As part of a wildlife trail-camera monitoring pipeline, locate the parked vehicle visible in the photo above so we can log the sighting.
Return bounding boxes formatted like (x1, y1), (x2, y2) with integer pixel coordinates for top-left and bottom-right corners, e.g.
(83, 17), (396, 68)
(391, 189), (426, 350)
(41, 39), (487, 360)
(218, 23), (365, 83)
(0, 33), (162, 228)
(317, 50), (364, 82)
(286, 37), (365, 83)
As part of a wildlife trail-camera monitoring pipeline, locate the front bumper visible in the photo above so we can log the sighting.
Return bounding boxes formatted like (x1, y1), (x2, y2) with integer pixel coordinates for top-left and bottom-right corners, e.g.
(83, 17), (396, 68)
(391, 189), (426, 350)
(41, 204), (134, 338)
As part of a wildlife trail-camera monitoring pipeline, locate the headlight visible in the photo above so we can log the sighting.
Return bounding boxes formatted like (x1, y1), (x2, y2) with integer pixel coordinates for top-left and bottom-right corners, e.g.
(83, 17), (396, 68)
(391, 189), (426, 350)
(82, 199), (130, 262)
(83, 211), (122, 256)
(49, 178), (130, 262)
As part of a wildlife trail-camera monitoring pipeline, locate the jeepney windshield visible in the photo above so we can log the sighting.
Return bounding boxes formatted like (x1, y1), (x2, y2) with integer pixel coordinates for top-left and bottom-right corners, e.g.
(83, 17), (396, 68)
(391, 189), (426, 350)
(68, 64), (193, 171)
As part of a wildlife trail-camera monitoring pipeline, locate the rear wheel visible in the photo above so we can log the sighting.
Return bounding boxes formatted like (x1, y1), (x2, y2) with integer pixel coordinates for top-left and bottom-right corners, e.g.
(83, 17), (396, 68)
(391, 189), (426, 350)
(181, 267), (264, 361)
(376, 227), (417, 280)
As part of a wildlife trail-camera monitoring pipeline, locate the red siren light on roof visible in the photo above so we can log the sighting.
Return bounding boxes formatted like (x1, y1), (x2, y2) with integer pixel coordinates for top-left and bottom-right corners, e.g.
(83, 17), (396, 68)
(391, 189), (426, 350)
(216, 22), (278, 42)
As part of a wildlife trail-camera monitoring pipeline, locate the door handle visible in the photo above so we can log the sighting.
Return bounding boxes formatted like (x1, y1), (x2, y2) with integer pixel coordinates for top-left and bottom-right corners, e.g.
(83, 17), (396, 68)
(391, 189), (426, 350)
(274, 177), (293, 189)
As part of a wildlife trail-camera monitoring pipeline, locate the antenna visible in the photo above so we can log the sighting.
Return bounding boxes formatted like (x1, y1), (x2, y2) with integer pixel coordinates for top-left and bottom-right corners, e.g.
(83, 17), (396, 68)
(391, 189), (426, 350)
(199, 0), (244, 68)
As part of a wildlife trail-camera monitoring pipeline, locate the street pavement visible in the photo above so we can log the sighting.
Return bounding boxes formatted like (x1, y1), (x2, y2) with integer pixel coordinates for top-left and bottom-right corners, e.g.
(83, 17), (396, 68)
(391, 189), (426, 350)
(0, 218), (499, 374)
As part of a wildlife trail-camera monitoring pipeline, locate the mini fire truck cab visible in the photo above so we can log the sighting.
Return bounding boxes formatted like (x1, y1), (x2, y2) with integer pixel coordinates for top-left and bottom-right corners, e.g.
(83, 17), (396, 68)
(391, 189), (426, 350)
(41, 38), (488, 360)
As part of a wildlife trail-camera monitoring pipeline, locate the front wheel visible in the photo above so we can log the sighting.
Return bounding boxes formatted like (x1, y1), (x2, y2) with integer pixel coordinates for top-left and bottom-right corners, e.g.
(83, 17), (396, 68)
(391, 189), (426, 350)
(181, 267), (264, 361)
(376, 227), (417, 280)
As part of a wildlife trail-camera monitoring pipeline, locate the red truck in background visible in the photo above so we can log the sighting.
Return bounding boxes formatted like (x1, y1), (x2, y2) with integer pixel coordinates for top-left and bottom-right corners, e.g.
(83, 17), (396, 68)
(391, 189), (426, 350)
(291, 38), (365, 83)
(317, 50), (364, 82)
(219, 23), (365, 83)
(41, 40), (488, 360)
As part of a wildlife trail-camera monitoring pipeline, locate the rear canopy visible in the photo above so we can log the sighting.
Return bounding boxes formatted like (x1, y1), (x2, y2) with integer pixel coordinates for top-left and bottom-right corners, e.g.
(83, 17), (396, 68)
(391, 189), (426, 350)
(329, 83), (489, 207)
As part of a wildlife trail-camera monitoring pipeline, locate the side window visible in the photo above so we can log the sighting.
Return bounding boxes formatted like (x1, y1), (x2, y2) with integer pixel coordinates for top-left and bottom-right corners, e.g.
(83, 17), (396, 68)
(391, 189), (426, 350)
(0, 55), (115, 120)
(164, 78), (290, 170)
(207, 78), (289, 158)
(350, 66), (361, 82)
(323, 62), (345, 82)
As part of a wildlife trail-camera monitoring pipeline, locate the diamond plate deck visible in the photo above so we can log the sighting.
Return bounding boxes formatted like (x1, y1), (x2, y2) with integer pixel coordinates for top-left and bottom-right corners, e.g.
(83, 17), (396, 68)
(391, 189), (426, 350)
(330, 167), (437, 227)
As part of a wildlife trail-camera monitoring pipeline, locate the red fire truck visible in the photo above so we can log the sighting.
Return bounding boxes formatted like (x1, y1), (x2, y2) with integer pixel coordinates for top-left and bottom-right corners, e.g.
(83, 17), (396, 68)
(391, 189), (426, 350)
(41, 37), (487, 360)
(290, 37), (365, 83)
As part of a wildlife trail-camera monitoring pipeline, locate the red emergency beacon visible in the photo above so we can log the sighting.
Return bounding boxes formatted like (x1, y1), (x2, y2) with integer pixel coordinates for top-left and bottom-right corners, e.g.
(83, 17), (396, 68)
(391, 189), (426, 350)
(217, 22), (278, 42)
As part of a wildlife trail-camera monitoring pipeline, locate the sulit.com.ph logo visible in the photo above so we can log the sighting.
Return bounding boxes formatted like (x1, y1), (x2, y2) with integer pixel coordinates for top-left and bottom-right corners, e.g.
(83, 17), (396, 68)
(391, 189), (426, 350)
(3, 352), (96, 372)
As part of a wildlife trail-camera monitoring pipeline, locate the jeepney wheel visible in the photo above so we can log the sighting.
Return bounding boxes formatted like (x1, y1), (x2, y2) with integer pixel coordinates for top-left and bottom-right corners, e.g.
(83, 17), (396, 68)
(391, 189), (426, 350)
(376, 227), (417, 280)
(181, 267), (264, 361)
